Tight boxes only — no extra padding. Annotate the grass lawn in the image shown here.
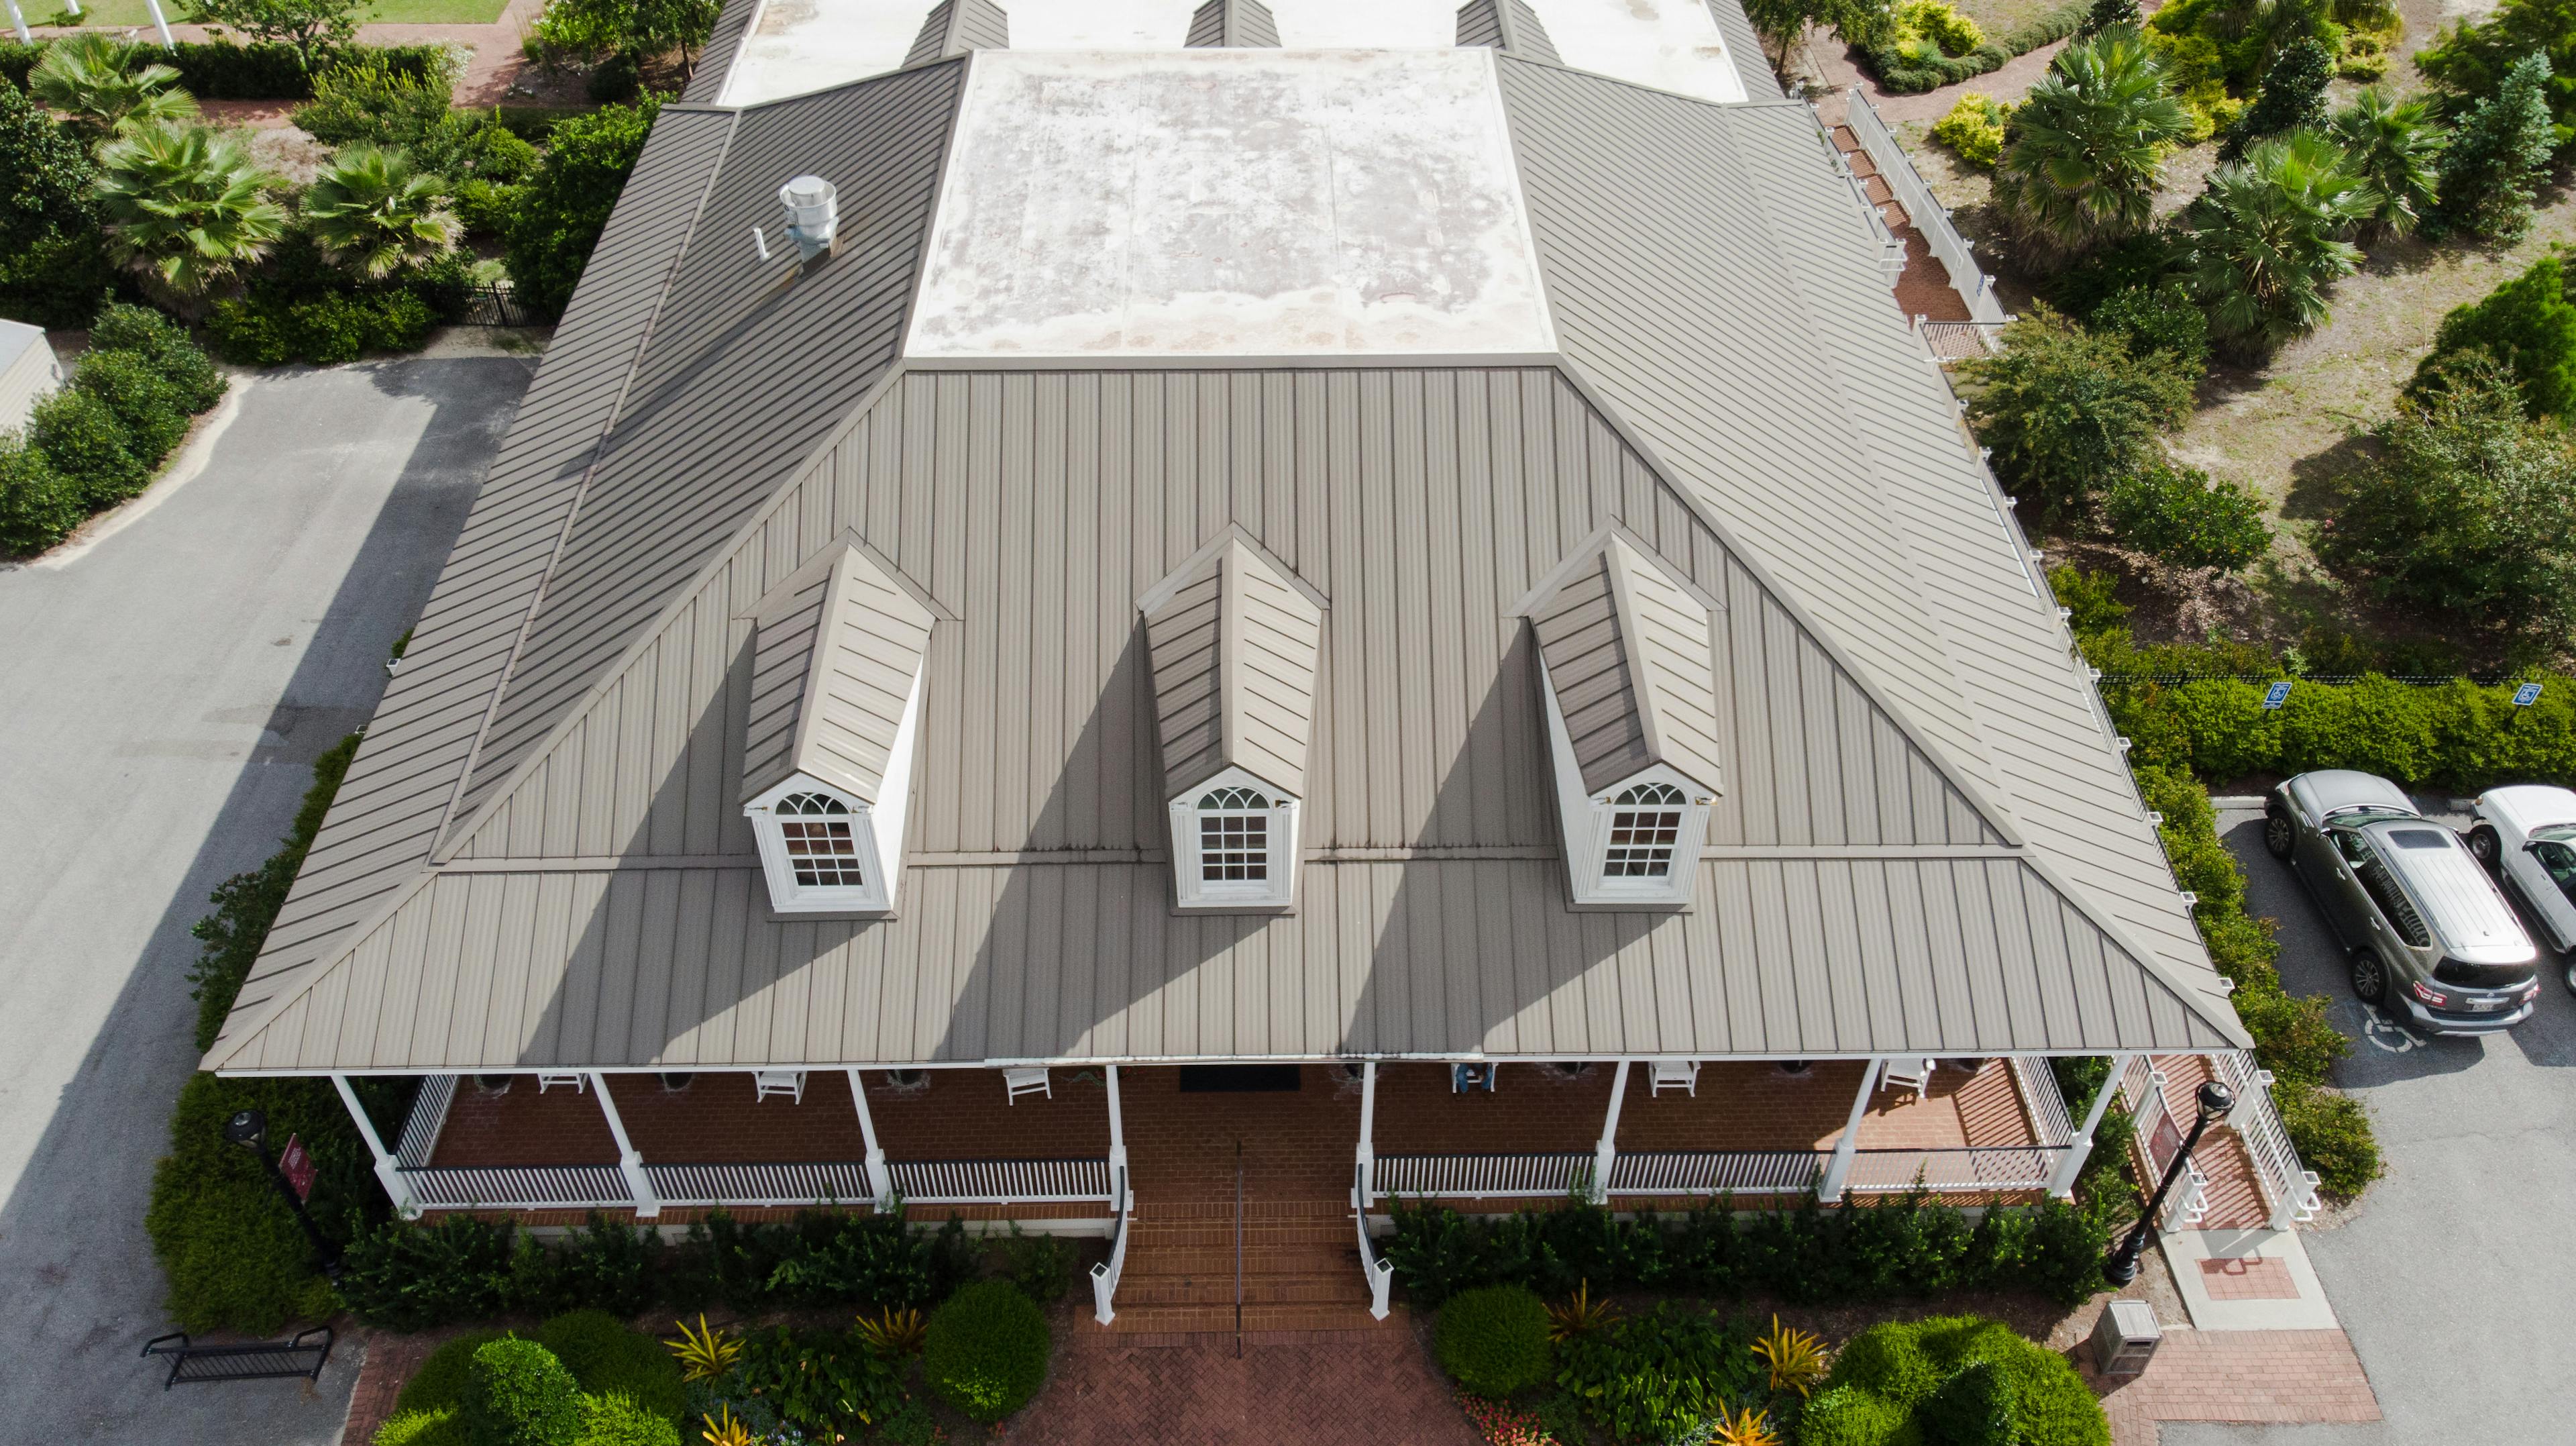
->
[31,0,510,25]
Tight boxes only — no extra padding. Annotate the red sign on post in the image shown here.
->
[278,1133,316,1203]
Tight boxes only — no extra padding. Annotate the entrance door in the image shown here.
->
[1177,1064,1303,1092]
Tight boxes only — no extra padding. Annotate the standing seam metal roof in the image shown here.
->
[1143,538,1326,802]
[741,542,938,805]
[1529,537,1724,796]
[1187,0,1283,47]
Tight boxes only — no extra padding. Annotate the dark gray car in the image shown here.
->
[2265,770,2541,1035]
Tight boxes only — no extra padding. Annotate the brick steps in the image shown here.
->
[1099,1194,1381,1333]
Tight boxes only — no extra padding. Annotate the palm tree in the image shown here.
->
[2326,88,2442,240]
[28,34,199,140]
[1992,25,2192,265]
[302,147,463,280]
[2185,130,2376,357]
[95,123,289,308]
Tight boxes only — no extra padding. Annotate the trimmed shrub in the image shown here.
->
[2089,284,2209,376]
[398,1330,513,1414]
[208,287,437,366]
[90,301,229,413]
[0,40,450,101]
[2410,257,2576,423]
[2103,462,2271,572]
[573,1395,680,1446]
[1432,1284,1552,1396]
[1797,1384,1915,1446]
[341,1214,518,1331]
[72,347,190,466]
[1931,93,2012,168]
[1868,0,2088,91]
[375,1409,468,1446]
[1827,1318,2106,1446]
[294,51,455,148]
[0,435,83,556]
[1922,1359,2013,1446]
[28,387,144,506]
[921,1280,1051,1423]
[466,1337,582,1446]
[533,1310,685,1423]
[1829,1321,1943,1407]
[189,731,361,1050]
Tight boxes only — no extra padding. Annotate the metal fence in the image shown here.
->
[455,282,540,327]
[885,1157,1114,1204]
[1845,91,2007,325]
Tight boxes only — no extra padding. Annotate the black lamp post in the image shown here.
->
[225,1108,343,1281]
[2103,1079,2235,1287]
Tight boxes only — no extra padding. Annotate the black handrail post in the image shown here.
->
[2103,1080,2235,1287]
[1234,1139,1245,1359]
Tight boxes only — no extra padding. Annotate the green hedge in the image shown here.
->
[1432,1285,1552,1396]
[467,1337,582,1446]
[0,41,449,101]
[922,1280,1051,1424]
[0,302,228,556]
[1866,0,2092,93]
[1383,1189,2113,1312]
[2108,672,2576,793]
[1811,1316,2107,1446]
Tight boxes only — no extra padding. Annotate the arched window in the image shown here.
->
[775,791,865,888]
[1604,781,1687,878]
[1197,786,1273,883]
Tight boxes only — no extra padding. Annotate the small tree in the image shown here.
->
[533,0,726,72]
[28,34,199,140]
[95,123,289,309]
[193,0,365,71]
[2220,38,2330,158]
[303,147,462,280]
[503,97,659,318]
[2434,52,2558,243]
[0,78,115,329]
[2417,0,2576,146]
[2104,462,2273,571]
[2408,257,2576,421]
[2078,0,2141,39]
[2184,130,2373,359]
[1958,306,2194,527]
[2326,87,2443,240]
[1992,26,2192,266]
[2322,353,2576,639]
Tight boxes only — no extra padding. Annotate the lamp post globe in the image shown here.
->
[2103,1078,2236,1287]
[223,1108,268,1150]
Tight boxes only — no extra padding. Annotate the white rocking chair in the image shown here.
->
[1649,1060,1700,1097]
[753,1069,807,1104]
[1879,1057,1935,1098]
[536,1073,586,1094]
[1004,1067,1051,1104]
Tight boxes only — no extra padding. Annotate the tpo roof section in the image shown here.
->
[741,543,938,805]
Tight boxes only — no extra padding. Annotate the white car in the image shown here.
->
[2469,784,2576,990]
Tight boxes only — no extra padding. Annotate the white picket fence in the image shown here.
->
[1844,91,2008,325]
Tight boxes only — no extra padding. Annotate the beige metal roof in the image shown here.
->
[1142,537,1327,802]
[1529,535,1723,796]
[205,13,2249,1074]
[741,543,937,805]
[1187,0,1282,46]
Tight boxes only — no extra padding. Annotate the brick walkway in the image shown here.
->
[2089,1327,2380,1445]
[1825,118,1976,325]
[1014,1317,1478,1446]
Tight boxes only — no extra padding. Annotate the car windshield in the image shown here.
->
[2324,804,2413,823]
[2532,825,2576,844]
[2387,828,2456,851]
[2432,958,2537,990]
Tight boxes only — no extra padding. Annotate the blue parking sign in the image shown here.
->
[2515,682,2543,707]
[2263,680,2292,711]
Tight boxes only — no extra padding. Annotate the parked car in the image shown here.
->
[2468,784,2576,992]
[2264,770,2540,1034]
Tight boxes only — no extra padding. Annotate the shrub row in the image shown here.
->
[1807,1315,2108,1446]
[2108,673,2576,794]
[378,1314,686,1446]
[1382,1188,2113,1312]
[1,303,227,556]
[1866,0,2091,93]
[337,1207,982,1332]
[0,40,449,100]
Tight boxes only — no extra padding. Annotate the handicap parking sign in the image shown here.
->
[2515,682,2544,707]
[2263,680,2292,711]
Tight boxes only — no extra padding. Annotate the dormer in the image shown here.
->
[740,544,936,915]
[1529,536,1723,907]
[904,0,1010,67]
[1141,538,1325,911]
[1455,0,1561,62]
[1185,0,1282,47]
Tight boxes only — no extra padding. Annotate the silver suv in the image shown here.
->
[2264,770,2540,1035]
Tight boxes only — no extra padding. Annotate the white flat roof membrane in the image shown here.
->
[904,48,1558,358]
[718,0,1746,105]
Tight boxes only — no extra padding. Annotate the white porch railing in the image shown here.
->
[1605,1150,1824,1196]
[1845,91,2006,325]
[1373,1152,1592,1198]
[2211,1051,2324,1229]
[1089,1164,1132,1323]
[393,1074,457,1168]
[1353,1163,1395,1319]
[647,1161,876,1208]
[2010,1055,2075,1148]
[1917,317,2012,361]
[885,1157,1113,1205]
[2121,1060,2211,1231]
[397,1164,633,1210]
[1373,1146,2064,1202]
[1839,1146,2063,1193]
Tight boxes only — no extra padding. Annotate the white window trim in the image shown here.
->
[1538,659,1711,907]
[1170,766,1299,909]
[747,780,890,913]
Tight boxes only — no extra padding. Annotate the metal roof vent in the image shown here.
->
[780,176,838,262]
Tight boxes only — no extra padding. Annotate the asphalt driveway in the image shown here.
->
[2167,797,2576,1445]
[0,358,530,1445]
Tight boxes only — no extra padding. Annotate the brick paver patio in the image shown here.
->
[1013,1319,1478,1446]
[2089,1327,2380,1446]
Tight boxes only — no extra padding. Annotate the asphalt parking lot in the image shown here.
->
[2165,796,2576,1445]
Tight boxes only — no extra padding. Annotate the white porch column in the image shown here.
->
[1105,1064,1127,1178]
[1589,1060,1631,1204]
[1354,1062,1378,1208]
[4,1,29,46]
[845,1068,894,1208]
[2045,1052,2139,1198]
[590,1072,661,1219]
[331,1074,423,1220]
[1817,1057,1885,1202]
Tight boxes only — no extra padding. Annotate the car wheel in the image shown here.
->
[2351,949,2389,1005]
[2263,806,2297,860]
[2564,959,2576,996]
[2469,825,2502,870]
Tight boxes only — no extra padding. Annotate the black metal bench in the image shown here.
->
[140,1327,334,1390]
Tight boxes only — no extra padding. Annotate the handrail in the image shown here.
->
[1233,1142,1245,1356]
[2212,1051,2323,1229]
[1353,1163,1395,1319]
[1846,91,2006,323]
[1087,1164,1131,1325]
[2010,1055,2075,1147]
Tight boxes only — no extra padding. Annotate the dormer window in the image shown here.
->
[1527,536,1724,909]
[1140,536,1325,913]
[739,542,935,917]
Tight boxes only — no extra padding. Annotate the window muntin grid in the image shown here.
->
[1604,781,1686,878]
[1198,787,1271,883]
[776,791,865,888]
